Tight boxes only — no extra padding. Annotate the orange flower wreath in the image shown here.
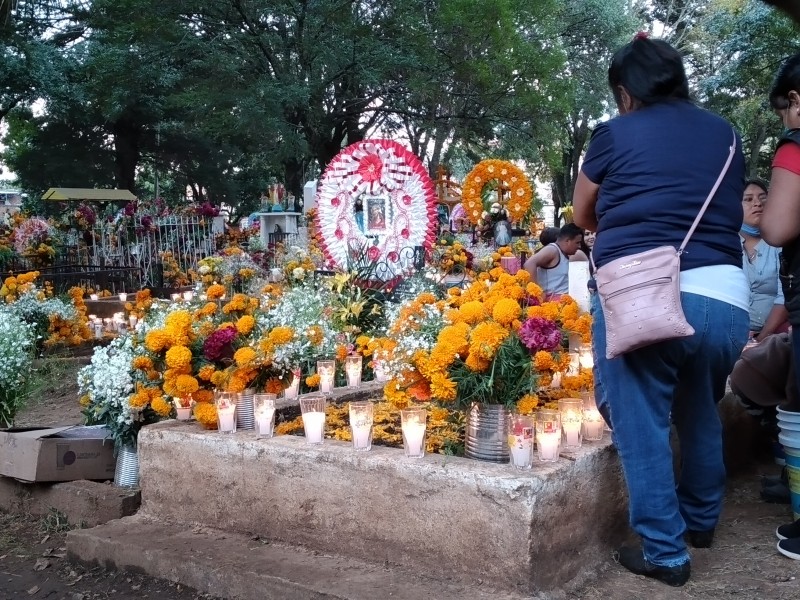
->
[461,159,533,225]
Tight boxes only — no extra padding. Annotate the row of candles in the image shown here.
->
[208,392,428,458]
[200,390,604,467]
[88,291,196,303]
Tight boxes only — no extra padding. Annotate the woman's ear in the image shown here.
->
[617,86,633,114]
[790,90,800,114]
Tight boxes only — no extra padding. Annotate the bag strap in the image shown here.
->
[678,128,737,254]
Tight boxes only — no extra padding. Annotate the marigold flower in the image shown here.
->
[268,326,294,345]
[207,284,226,300]
[194,389,214,403]
[516,394,540,415]
[151,395,172,417]
[492,298,522,326]
[198,365,216,381]
[144,330,170,353]
[165,345,193,369]
[133,356,153,370]
[305,373,321,388]
[236,315,255,335]
[193,401,218,430]
[459,300,487,325]
[234,346,257,366]
[175,374,199,395]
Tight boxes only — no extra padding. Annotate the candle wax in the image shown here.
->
[302,411,326,443]
[403,422,426,456]
[563,421,581,446]
[351,423,371,449]
[256,408,275,437]
[583,420,604,440]
[509,433,533,467]
[537,431,560,461]
[217,406,236,433]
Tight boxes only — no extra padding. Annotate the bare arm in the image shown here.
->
[572,171,600,232]
[762,167,800,247]
[756,304,790,342]
[524,246,558,283]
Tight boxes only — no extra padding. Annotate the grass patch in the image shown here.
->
[39,508,72,534]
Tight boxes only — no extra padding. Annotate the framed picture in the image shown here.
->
[494,219,512,247]
[365,196,389,232]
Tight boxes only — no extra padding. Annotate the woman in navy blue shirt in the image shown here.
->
[573,35,749,587]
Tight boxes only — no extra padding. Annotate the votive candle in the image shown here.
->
[317,360,335,394]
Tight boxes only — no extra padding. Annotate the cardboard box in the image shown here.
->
[0,425,116,482]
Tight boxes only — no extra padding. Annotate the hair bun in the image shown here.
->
[633,31,649,41]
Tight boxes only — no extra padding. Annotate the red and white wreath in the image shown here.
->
[315,139,437,271]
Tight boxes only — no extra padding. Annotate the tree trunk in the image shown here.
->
[283,156,303,208]
[112,117,141,193]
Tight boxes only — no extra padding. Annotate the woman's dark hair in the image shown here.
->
[608,37,689,108]
[744,179,768,195]
[538,227,559,247]
[769,54,800,110]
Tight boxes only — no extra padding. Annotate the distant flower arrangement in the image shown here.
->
[461,159,533,226]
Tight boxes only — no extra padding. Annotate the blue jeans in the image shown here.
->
[592,292,748,566]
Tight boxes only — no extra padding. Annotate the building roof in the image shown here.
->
[42,188,137,202]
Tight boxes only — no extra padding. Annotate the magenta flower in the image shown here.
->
[518,317,562,353]
[203,327,237,361]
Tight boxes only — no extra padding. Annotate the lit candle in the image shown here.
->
[558,399,583,448]
[118,293,128,302]
[563,420,582,447]
[403,421,425,456]
[93,324,103,339]
[89,293,99,301]
[283,368,300,399]
[509,432,533,469]
[583,409,604,441]
[217,405,236,433]
[317,360,335,394]
[256,407,275,438]
[183,291,193,301]
[88,314,96,322]
[171,293,180,302]
[129,315,138,328]
[579,347,594,370]
[373,360,388,382]
[349,401,373,451]
[345,356,362,388]
[351,422,371,449]
[550,372,562,389]
[536,430,560,461]
[302,411,326,443]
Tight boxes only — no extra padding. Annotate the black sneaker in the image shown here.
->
[777,537,800,560]
[688,528,715,548]
[776,519,800,541]
[613,546,691,587]
[760,481,792,504]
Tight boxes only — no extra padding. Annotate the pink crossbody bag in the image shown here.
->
[592,130,737,359]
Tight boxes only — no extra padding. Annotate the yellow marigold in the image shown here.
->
[236,315,255,335]
[469,321,509,360]
[234,346,258,366]
[210,370,226,387]
[492,298,522,326]
[430,407,450,422]
[128,391,150,409]
[175,374,200,395]
[464,352,490,373]
[268,326,294,345]
[201,302,218,316]
[198,365,216,381]
[151,395,172,417]
[144,330,170,353]
[193,401,218,430]
[335,345,349,362]
[165,345,193,369]
[226,375,248,392]
[533,351,556,372]
[132,356,153,371]
[430,373,457,402]
[516,394,540,415]
[207,284,226,300]
[459,300,487,325]
[417,292,437,305]
[306,325,324,346]
[79,394,91,407]
[194,389,214,403]
[305,373,321,388]
[383,379,410,408]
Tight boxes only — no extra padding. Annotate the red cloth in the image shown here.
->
[772,143,800,175]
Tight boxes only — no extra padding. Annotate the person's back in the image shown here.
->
[589,101,744,272]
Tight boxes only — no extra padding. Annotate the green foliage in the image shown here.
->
[450,335,534,410]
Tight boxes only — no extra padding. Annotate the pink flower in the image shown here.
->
[357,154,383,183]
[203,327,237,362]
[367,246,380,261]
[387,251,399,262]
[518,318,562,353]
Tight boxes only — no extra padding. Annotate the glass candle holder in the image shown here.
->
[508,414,535,469]
[283,367,301,400]
[254,394,277,439]
[349,401,374,451]
[345,355,362,388]
[215,391,238,434]
[171,293,181,302]
[400,408,427,458]
[128,315,138,329]
[317,360,335,394]
[183,291,193,301]
[373,358,388,382]
[567,352,580,376]
[579,344,594,370]
[582,408,605,441]
[173,397,192,421]
[300,395,327,444]
[535,410,561,462]
[558,398,583,448]
[118,292,127,302]
[89,293,99,301]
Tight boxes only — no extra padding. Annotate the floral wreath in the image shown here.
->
[461,159,533,225]
[315,139,437,271]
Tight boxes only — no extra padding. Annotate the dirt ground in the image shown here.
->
[4,358,800,599]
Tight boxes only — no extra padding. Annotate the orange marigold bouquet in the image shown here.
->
[380,267,590,413]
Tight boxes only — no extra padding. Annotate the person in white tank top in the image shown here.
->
[524,223,585,299]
